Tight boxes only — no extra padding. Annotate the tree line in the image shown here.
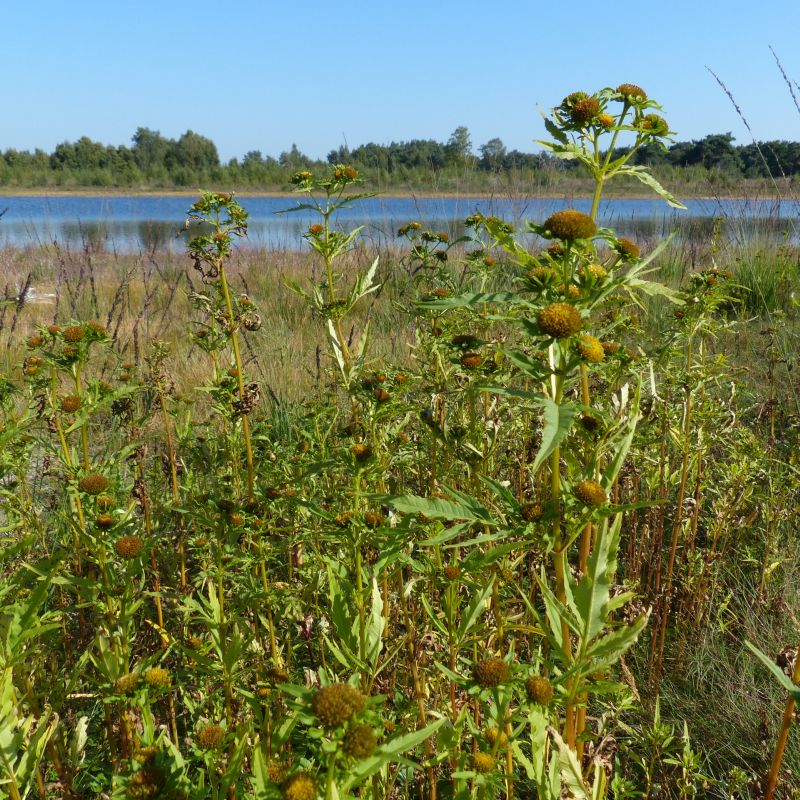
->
[0,126,797,190]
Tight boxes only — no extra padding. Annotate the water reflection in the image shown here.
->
[0,195,796,252]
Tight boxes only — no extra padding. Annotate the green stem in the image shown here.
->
[218,262,255,501]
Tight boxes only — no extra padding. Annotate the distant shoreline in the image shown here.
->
[0,187,793,202]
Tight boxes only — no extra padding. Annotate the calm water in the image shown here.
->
[0,194,798,252]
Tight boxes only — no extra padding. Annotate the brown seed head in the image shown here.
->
[616,83,647,101]
[95,514,115,530]
[543,209,596,241]
[115,673,141,694]
[561,91,589,108]
[473,657,510,688]
[537,303,583,338]
[78,473,109,495]
[60,395,81,413]
[614,237,640,261]
[460,352,483,370]
[570,97,601,125]
[115,535,145,559]
[343,723,377,759]
[47,324,61,336]
[525,675,554,705]
[373,387,390,402]
[351,443,372,462]
[574,480,607,507]
[196,724,225,750]
[311,683,365,727]
[308,223,324,236]
[363,510,384,529]
[63,325,86,343]
[443,565,461,581]
[27,334,43,348]
[86,321,106,336]
[520,502,544,522]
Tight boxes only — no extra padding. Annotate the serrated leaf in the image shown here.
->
[616,165,687,209]
[573,516,620,645]
[390,495,493,524]
[542,118,569,145]
[551,728,587,799]
[415,291,523,310]
[585,612,649,667]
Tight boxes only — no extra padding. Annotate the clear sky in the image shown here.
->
[3,0,799,161]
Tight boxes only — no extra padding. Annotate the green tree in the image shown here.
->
[131,127,171,173]
[479,137,507,172]
[445,125,473,166]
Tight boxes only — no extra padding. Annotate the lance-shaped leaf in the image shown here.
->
[551,727,588,799]
[573,516,621,646]
[745,640,800,702]
[531,398,580,474]
[390,494,494,525]
[615,165,687,209]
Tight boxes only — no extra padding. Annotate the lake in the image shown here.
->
[0,194,798,252]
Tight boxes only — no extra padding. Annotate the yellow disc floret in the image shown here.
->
[543,210,597,241]
[537,303,583,338]
[473,657,510,688]
[574,480,607,507]
[525,676,554,705]
[577,335,605,363]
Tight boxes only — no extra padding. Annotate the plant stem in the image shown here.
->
[765,647,800,799]
[218,262,255,501]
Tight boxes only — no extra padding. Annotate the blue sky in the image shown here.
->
[3,0,799,161]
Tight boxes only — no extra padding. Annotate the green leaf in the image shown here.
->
[745,641,800,701]
[456,581,494,642]
[250,741,271,799]
[379,718,445,757]
[551,728,588,799]
[601,390,641,488]
[415,291,523,310]
[573,516,620,645]
[502,349,550,380]
[584,613,649,669]
[615,165,687,209]
[531,399,579,474]
[541,118,569,145]
[390,495,493,524]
